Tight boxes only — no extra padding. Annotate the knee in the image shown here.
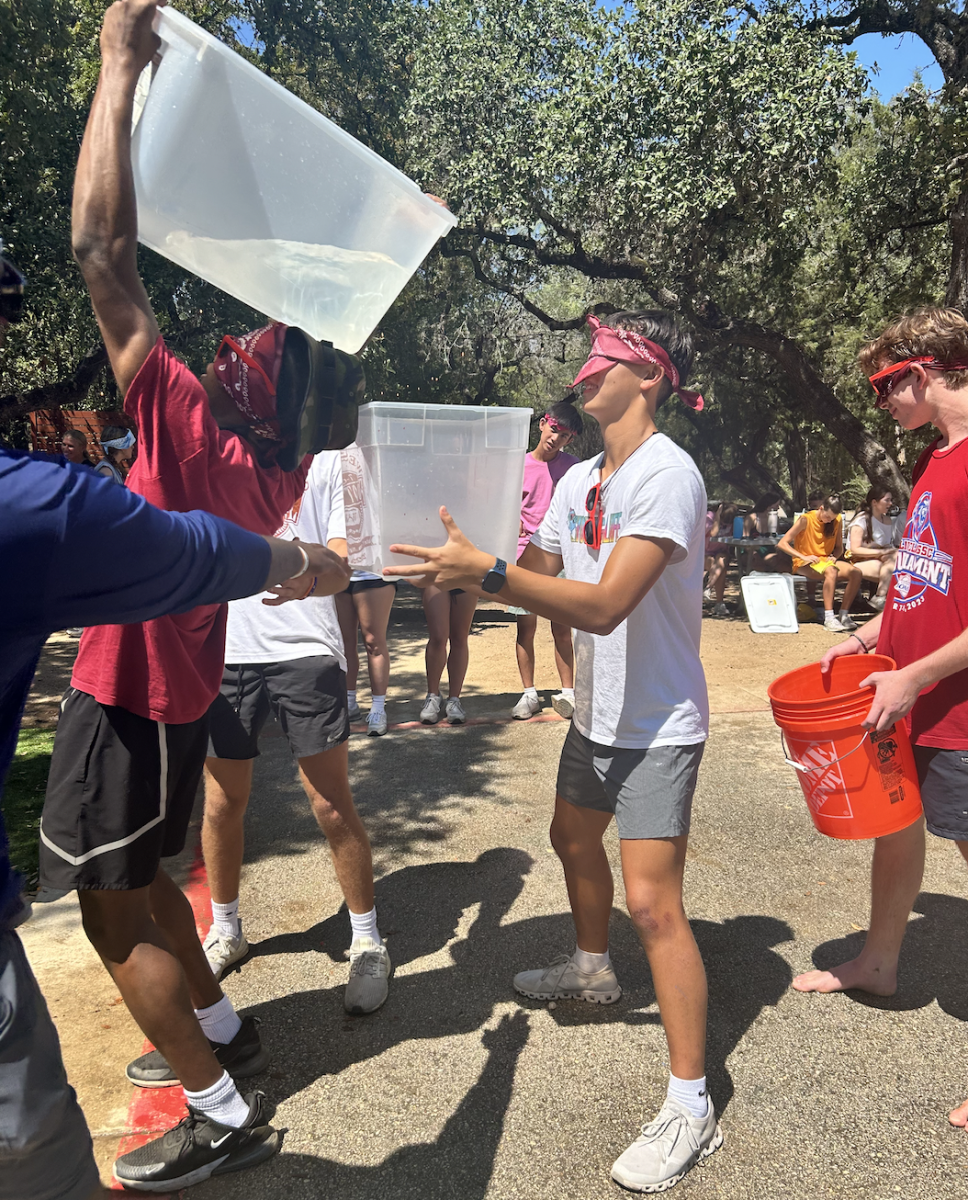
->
[79,895,141,962]
[361,631,384,657]
[850,566,862,581]
[309,791,357,837]
[549,817,582,862]
[625,890,683,943]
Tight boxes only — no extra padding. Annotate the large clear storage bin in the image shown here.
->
[131,8,457,352]
[342,404,533,577]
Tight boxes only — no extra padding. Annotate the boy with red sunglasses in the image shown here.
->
[794,307,968,1129]
[390,310,717,1192]
[509,397,582,720]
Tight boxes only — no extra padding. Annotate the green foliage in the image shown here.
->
[4,727,54,889]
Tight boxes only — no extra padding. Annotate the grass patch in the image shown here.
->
[5,726,54,890]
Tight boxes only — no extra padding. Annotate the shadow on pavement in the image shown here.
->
[807,890,968,1018]
[244,854,792,1117]
[197,1012,530,1200]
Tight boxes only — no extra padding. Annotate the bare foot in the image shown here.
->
[948,1098,968,1128]
[791,957,897,996]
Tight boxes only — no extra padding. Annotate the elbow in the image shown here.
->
[581,613,622,637]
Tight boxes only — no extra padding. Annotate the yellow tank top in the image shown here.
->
[793,510,840,570]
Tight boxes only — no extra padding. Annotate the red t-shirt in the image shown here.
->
[878,436,968,748]
[71,339,310,723]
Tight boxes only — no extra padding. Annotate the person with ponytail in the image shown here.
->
[96,424,136,484]
[775,493,863,631]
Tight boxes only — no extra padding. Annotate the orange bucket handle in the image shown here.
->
[780,728,870,773]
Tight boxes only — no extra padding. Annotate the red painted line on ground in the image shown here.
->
[110,845,212,1195]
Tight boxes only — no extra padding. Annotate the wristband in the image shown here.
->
[308,576,317,597]
[849,633,868,654]
[295,544,310,577]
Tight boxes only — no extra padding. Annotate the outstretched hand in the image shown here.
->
[100,0,167,75]
[387,507,493,591]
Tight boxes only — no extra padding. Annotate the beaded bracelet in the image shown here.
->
[849,633,869,654]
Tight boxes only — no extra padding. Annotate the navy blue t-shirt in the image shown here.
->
[0,450,272,929]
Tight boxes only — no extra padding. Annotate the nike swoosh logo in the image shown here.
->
[210,1132,235,1148]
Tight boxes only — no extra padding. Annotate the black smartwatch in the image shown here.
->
[481,557,508,594]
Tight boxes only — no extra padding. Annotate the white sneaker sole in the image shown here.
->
[513,981,623,1004]
[206,938,250,981]
[551,697,574,719]
[610,1124,723,1192]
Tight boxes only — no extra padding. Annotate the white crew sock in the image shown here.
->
[838,605,850,616]
[370,694,386,716]
[211,898,240,940]
[667,1072,710,1120]
[347,690,358,709]
[185,1069,251,1128]
[824,609,835,620]
[523,686,538,700]
[349,905,381,946]
[572,945,610,974]
[194,994,242,1046]
[558,687,575,699]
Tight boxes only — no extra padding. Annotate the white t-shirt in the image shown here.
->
[530,433,709,749]
[848,512,894,549]
[224,452,347,667]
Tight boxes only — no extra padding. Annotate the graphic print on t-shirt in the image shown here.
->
[566,507,624,544]
[893,491,953,608]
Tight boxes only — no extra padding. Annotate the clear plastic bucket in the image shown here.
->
[341,404,533,577]
[131,8,457,351]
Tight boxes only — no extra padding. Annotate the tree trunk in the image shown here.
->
[0,343,109,423]
[946,181,968,311]
[784,424,808,509]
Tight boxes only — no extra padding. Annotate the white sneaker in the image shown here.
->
[870,595,886,612]
[445,697,466,724]
[202,926,249,981]
[611,1097,723,1192]
[345,937,391,1014]
[367,711,388,736]
[712,602,729,616]
[513,953,622,1004]
[420,693,442,724]
[551,692,575,719]
[838,611,858,631]
[511,693,541,719]
[823,616,845,632]
[703,587,714,602]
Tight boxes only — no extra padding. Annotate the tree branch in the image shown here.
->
[0,343,109,421]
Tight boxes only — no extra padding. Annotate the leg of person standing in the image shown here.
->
[335,591,363,722]
[444,589,477,725]
[511,612,542,719]
[354,582,395,737]
[420,583,450,725]
[550,619,576,718]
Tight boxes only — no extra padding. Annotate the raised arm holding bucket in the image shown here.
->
[781,306,968,1134]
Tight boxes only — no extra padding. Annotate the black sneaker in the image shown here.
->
[125,1015,270,1088]
[113,1091,280,1191]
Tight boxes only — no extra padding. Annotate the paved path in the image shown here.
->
[19,610,968,1198]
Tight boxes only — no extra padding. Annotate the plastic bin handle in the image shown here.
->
[779,728,870,772]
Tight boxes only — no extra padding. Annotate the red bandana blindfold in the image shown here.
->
[214,322,288,450]
[569,316,704,412]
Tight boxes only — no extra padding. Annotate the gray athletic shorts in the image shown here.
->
[556,721,704,839]
[914,745,968,841]
[0,930,100,1200]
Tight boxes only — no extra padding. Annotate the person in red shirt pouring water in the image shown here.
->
[793,306,968,1131]
[37,0,362,1190]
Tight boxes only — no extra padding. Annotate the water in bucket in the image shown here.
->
[768,656,923,840]
[131,8,457,352]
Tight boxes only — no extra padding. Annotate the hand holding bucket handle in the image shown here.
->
[857,664,924,733]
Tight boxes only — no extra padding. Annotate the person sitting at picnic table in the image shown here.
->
[847,485,898,613]
[741,491,788,574]
[704,502,736,615]
[775,493,862,632]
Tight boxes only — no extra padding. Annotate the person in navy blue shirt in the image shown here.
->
[0,239,351,1200]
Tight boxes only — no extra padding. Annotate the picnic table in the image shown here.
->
[717,535,782,578]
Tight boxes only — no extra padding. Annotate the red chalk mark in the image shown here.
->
[110,841,212,1195]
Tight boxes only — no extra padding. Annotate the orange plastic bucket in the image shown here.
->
[768,655,922,840]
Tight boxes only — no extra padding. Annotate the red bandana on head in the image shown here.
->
[570,315,704,411]
[214,322,288,447]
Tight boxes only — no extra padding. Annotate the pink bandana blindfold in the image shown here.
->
[214,322,288,446]
[570,316,704,412]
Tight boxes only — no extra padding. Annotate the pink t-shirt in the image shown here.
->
[71,339,310,724]
[518,450,579,560]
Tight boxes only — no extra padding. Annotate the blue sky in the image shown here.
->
[849,32,944,96]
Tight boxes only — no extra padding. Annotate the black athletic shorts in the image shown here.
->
[346,578,397,595]
[40,687,209,892]
[207,656,349,761]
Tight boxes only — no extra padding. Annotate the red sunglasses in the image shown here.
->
[215,335,277,397]
[583,482,603,549]
[868,356,968,409]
